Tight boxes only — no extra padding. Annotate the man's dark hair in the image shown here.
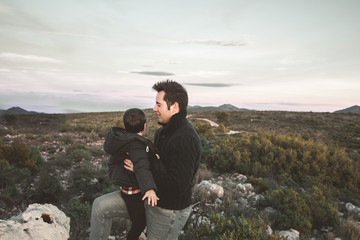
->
[123,108,146,133]
[152,80,188,111]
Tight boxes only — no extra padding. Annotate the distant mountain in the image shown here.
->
[334,105,360,114]
[0,107,39,115]
[188,104,250,112]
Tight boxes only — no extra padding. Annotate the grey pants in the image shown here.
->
[89,190,129,240]
[145,204,192,240]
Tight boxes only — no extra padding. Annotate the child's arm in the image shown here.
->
[142,189,159,206]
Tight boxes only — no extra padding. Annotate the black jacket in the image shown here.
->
[152,110,202,210]
[104,127,157,195]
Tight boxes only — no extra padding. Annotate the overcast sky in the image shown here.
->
[0,0,359,113]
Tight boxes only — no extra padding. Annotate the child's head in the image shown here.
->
[123,108,146,133]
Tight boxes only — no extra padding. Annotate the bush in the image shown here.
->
[180,213,279,240]
[194,122,215,140]
[201,131,360,197]
[339,218,360,240]
[306,186,339,229]
[34,174,64,203]
[67,143,92,162]
[215,112,230,126]
[0,138,43,174]
[67,162,110,202]
[267,188,312,233]
[64,197,91,240]
[0,159,32,207]
[3,138,30,167]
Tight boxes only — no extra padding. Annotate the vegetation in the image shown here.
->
[0,109,359,239]
[180,214,281,240]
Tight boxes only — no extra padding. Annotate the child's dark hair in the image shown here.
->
[123,108,146,133]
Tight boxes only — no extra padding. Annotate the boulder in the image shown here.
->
[194,180,224,198]
[279,228,299,240]
[236,183,254,194]
[0,203,70,240]
[346,202,360,214]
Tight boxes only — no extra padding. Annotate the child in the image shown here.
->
[104,108,159,240]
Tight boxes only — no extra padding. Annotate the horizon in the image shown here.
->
[1,0,359,113]
[1,103,358,115]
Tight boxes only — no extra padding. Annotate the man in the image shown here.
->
[127,80,202,239]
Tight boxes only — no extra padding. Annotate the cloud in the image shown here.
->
[184,83,242,87]
[182,39,246,47]
[0,52,63,63]
[188,71,229,77]
[0,3,12,13]
[130,71,175,76]
[48,31,101,39]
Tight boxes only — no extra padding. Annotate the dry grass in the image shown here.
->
[339,218,360,240]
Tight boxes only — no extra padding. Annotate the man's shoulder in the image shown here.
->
[172,122,200,142]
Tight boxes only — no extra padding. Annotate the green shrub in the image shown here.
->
[68,163,110,202]
[60,134,74,144]
[180,213,278,240]
[64,197,91,240]
[68,148,92,162]
[194,122,215,140]
[30,147,45,168]
[0,159,33,207]
[305,186,339,229]
[0,138,43,174]
[215,112,230,126]
[66,143,92,162]
[268,188,312,233]
[248,176,268,193]
[34,174,64,203]
[3,138,30,167]
[4,114,17,126]
[201,131,360,196]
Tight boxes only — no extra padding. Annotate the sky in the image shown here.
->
[0,0,359,113]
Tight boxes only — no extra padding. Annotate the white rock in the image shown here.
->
[0,203,70,240]
[195,180,224,198]
[236,183,254,194]
[346,202,356,212]
[232,173,247,182]
[279,228,300,240]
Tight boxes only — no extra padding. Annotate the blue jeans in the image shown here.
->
[89,190,129,240]
[145,204,192,240]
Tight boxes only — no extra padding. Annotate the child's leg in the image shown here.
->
[89,190,129,240]
[121,192,146,240]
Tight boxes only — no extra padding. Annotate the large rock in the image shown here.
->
[194,180,224,198]
[0,203,70,240]
[279,228,300,240]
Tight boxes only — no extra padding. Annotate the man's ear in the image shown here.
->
[170,102,180,114]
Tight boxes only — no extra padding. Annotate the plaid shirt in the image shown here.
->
[121,186,140,195]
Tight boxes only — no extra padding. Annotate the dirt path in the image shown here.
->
[194,117,240,135]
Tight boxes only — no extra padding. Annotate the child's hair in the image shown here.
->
[123,108,146,133]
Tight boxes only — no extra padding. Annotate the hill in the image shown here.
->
[334,105,360,114]
[0,107,39,115]
[188,104,250,112]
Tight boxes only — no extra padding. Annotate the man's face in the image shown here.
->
[153,91,175,124]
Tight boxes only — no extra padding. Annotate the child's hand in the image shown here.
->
[142,189,159,206]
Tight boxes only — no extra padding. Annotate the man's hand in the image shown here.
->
[124,159,134,172]
[142,189,159,207]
